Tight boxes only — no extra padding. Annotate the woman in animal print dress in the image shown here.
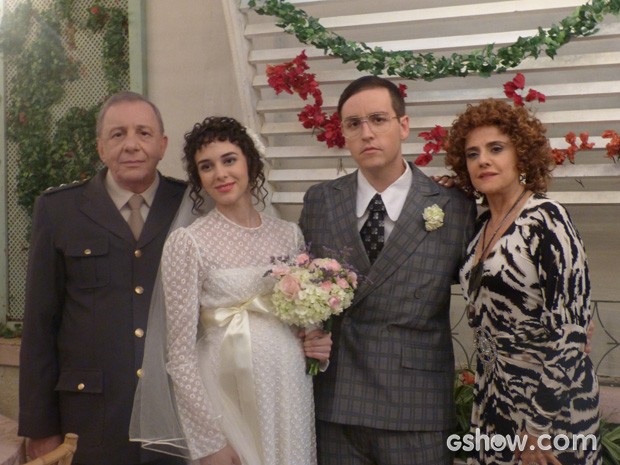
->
[445,99,600,465]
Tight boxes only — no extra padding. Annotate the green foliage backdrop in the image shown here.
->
[0,0,129,216]
[0,0,129,322]
[248,0,620,80]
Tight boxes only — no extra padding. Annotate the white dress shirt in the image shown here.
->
[104,172,160,223]
[356,161,412,243]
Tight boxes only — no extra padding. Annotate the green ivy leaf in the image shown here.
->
[249,0,620,81]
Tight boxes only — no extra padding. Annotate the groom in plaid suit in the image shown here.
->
[300,76,476,465]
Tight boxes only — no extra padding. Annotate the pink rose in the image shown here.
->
[296,253,310,266]
[347,271,358,288]
[320,281,333,292]
[270,264,290,277]
[278,274,301,299]
[336,277,349,289]
[310,258,342,272]
[323,259,342,272]
[328,296,341,309]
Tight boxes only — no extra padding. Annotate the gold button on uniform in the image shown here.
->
[83,249,92,256]
[136,368,143,378]
[77,383,85,391]
[134,249,142,258]
[135,286,144,295]
[134,328,145,338]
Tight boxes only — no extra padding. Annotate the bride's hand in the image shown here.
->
[302,329,332,362]
[199,444,241,465]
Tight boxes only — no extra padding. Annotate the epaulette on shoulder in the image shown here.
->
[42,179,88,195]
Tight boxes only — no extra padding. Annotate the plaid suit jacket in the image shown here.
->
[299,164,476,431]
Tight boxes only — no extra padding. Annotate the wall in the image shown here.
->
[144,0,244,180]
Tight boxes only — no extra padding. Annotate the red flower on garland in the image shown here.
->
[267,51,319,100]
[602,130,620,161]
[525,88,546,103]
[578,132,595,151]
[266,51,344,148]
[398,83,408,98]
[551,132,595,165]
[265,61,615,167]
[503,73,526,106]
[415,125,447,166]
[503,73,545,106]
[266,54,410,150]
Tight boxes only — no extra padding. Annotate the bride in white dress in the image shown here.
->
[130,117,331,465]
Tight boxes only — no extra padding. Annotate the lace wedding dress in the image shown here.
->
[161,208,316,465]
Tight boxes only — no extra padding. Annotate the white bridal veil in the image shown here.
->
[129,187,213,460]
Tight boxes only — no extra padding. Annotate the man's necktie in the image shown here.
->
[360,194,386,264]
[127,194,145,240]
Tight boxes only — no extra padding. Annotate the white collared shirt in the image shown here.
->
[356,161,412,242]
[104,171,160,223]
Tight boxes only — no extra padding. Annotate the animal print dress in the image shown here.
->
[460,195,600,465]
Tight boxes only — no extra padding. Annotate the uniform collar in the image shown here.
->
[104,171,160,210]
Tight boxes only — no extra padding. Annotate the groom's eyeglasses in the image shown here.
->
[341,112,401,139]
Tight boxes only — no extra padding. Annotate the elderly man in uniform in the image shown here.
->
[18,92,186,465]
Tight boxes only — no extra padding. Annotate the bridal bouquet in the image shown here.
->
[266,252,359,375]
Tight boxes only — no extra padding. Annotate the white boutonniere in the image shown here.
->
[423,204,444,231]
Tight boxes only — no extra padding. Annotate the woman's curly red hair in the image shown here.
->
[445,99,553,200]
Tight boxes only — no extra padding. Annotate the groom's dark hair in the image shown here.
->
[337,76,406,117]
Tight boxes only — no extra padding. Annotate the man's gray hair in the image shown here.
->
[96,91,165,136]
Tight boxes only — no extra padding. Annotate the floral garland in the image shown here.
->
[248,0,620,81]
[413,73,620,165]
[603,130,620,163]
[267,51,344,148]
[266,56,620,164]
[503,73,619,164]
[267,51,409,149]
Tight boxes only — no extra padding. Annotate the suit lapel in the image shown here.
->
[79,170,135,244]
[324,173,369,275]
[353,164,450,304]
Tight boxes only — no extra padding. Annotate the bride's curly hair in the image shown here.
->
[183,116,267,211]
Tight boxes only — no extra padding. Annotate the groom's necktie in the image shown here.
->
[360,194,386,264]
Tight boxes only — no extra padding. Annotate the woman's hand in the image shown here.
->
[300,328,332,362]
[430,174,456,188]
[199,444,241,465]
[514,432,562,465]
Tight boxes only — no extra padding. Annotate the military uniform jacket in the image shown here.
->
[299,165,476,432]
[18,169,186,464]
